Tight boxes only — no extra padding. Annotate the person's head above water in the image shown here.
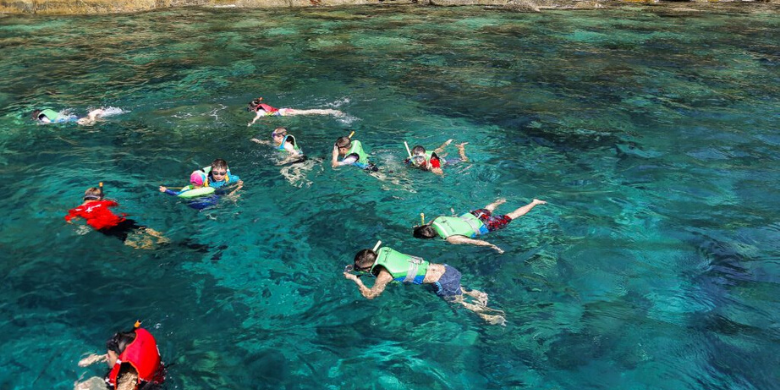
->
[353,249,377,271]
[209,158,229,181]
[83,187,104,201]
[413,224,437,239]
[335,136,352,151]
[410,145,427,165]
[190,171,206,186]
[31,110,44,121]
[272,127,287,139]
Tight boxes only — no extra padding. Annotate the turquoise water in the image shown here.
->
[1,5,779,389]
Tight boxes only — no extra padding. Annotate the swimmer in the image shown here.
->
[331,136,377,171]
[32,108,106,126]
[246,97,344,127]
[65,186,168,249]
[251,127,306,165]
[76,322,165,390]
[413,198,547,254]
[159,171,218,210]
[343,244,506,325]
[202,159,244,197]
[406,139,469,176]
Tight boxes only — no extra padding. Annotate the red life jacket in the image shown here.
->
[106,328,164,389]
[65,200,126,230]
[257,103,279,114]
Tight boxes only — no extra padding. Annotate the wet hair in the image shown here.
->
[354,249,377,271]
[413,225,437,239]
[106,330,136,354]
[211,158,228,171]
[335,136,352,149]
[31,110,43,121]
[411,145,426,155]
[247,97,263,111]
[83,187,104,201]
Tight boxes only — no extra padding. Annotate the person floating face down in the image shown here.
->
[32,108,106,125]
[343,245,506,325]
[77,322,166,390]
[65,186,168,249]
[407,139,469,176]
[412,198,547,254]
[250,127,306,165]
[331,136,377,171]
[246,97,344,127]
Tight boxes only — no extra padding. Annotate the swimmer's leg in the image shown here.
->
[452,293,506,326]
[484,198,507,213]
[506,199,546,220]
[285,109,344,116]
[456,142,469,162]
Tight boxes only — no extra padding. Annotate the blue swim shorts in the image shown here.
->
[432,264,463,298]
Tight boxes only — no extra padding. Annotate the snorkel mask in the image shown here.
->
[343,240,382,277]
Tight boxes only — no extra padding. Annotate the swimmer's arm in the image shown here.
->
[344,270,393,300]
[331,145,342,168]
[226,180,244,197]
[247,111,264,127]
[431,167,444,176]
[250,138,271,145]
[446,235,504,254]
[78,353,107,367]
[433,139,453,155]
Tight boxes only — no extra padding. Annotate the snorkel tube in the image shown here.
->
[99,182,104,199]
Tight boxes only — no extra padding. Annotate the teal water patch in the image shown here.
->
[1,5,779,390]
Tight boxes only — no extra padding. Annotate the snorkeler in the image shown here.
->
[159,171,219,210]
[202,159,244,196]
[65,184,168,249]
[32,108,107,125]
[246,97,344,127]
[77,321,166,390]
[331,135,377,171]
[405,139,469,176]
[251,126,306,165]
[343,242,506,325]
[412,198,547,254]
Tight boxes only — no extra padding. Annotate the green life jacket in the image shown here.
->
[343,140,369,169]
[370,247,429,285]
[277,135,302,154]
[431,213,485,239]
[40,109,60,121]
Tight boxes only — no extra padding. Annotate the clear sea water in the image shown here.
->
[1,5,779,389]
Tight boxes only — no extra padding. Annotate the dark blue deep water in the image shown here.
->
[1,5,779,389]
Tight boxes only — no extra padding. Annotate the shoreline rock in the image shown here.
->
[0,0,777,15]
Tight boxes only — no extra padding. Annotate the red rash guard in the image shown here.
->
[65,200,126,230]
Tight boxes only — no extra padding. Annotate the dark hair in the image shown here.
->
[354,249,377,271]
[106,330,136,354]
[211,158,228,171]
[335,136,351,149]
[411,145,425,155]
[247,97,263,111]
[413,225,437,239]
[31,110,43,121]
[83,187,104,201]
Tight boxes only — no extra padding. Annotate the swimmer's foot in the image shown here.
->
[480,313,507,326]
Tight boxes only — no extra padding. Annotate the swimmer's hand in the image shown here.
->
[492,245,505,254]
[532,199,547,205]
[343,272,359,282]
[159,186,167,193]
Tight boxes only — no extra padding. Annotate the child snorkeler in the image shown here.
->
[159,171,219,210]
[246,97,344,127]
[65,185,168,249]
